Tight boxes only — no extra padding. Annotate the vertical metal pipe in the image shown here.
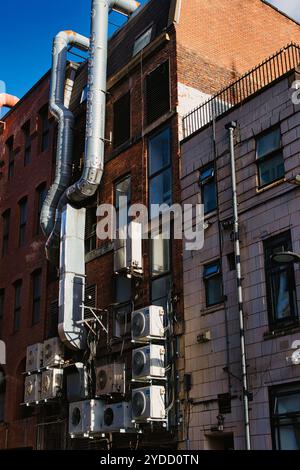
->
[225,121,251,451]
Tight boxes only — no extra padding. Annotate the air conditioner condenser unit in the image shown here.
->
[26,343,44,372]
[41,369,64,401]
[69,399,104,437]
[66,363,89,402]
[95,363,125,396]
[43,337,64,368]
[24,374,41,404]
[114,222,143,274]
[102,402,133,433]
[132,305,165,341]
[132,344,165,380]
[132,386,165,422]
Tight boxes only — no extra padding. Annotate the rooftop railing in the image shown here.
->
[182,43,300,139]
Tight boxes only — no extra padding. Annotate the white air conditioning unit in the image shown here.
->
[24,374,41,404]
[132,305,165,341]
[69,400,104,437]
[43,337,64,368]
[95,363,125,396]
[66,363,89,402]
[41,369,64,401]
[132,386,165,422]
[114,222,143,274]
[132,344,165,380]
[102,402,133,433]
[26,343,44,372]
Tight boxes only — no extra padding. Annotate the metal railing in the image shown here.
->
[182,43,300,139]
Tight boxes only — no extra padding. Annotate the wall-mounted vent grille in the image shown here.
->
[146,61,170,125]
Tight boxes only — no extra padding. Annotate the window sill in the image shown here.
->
[256,177,286,194]
[264,321,300,340]
[201,302,226,316]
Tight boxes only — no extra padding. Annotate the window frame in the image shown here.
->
[114,174,132,230]
[199,163,217,215]
[39,106,50,153]
[146,60,171,126]
[264,231,298,329]
[22,120,31,166]
[270,382,300,450]
[18,197,28,247]
[31,269,42,325]
[256,126,284,188]
[13,280,22,333]
[203,260,224,307]
[148,125,172,220]
[6,136,14,180]
[36,183,47,235]
[113,91,131,149]
[2,209,10,257]
[85,206,97,254]
[133,25,153,56]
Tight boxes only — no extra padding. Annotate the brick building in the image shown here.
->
[0,0,300,450]
[181,44,300,450]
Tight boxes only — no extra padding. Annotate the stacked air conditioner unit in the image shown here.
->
[66,363,89,402]
[102,402,133,433]
[132,386,165,422]
[132,345,165,380]
[43,337,64,368]
[114,222,143,275]
[24,374,41,404]
[26,343,44,372]
[132,306,165,341]
[69,399,104,437]
[95,363,125,396]
[41,369,64,401]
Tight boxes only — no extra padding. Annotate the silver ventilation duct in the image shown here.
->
[42,0,140,350]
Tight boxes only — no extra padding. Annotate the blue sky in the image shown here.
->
[0,0,299,101]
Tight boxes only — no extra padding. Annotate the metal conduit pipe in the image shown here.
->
[225,121,251,451]
[45,0,140,264]
[40,30,90,238]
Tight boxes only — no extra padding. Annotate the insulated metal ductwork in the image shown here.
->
[40,31,90,238]
[44,0,140,350]
[0,93,19,109]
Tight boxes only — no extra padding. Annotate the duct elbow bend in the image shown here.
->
[109,0,140,16]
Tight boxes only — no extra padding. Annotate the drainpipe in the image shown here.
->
[45,0,140,264]
[40,31,90,238]
[0,94,19,109]
[225,121,251,451]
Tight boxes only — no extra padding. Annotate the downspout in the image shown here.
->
[45,0,140,264]
[225,121,251,450]
[40,31,90,238]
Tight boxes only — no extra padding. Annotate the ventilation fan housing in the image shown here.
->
[95,363,125,396]
[43,337,64,368]
[41,368,64,401]
[102,402,133,432]
[69,399,104,436]
[132,305,165,341]
[132,386,165,422]
[26,343,44,372]
[24,374,41,404]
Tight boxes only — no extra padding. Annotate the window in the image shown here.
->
[36,183,47,235]
[22,120,31,166]
[0,289,4,320]
[151,235,170,277]
[270,383,300,450]
[80,86,88,104]
[47,300,58,339]
[264,231,298,328]
[227,253,236,271]
[148,127,172,219]
[40,106,50,152]
[13,280,22,333]
[113,92,131,148]
[0,368,5,422]
[199,165,217,214]
[85,207,97,254]
[151,274,172,313]
[256,127,284,187]
[2,209,10,257]
[203,260,223,307]
[146,61,170,125]
[6,136,14,180]
[133,27,152,56]
[32,270,42,325]
[18,197,28,247]
[115,175,131,229]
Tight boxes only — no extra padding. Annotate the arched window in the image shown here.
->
[0,367,6,422]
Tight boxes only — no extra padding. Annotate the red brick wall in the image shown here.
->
[0,74,54,448]
[177,0,300,88]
